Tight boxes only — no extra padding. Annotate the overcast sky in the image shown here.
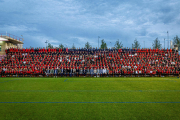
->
[0,0,180,49]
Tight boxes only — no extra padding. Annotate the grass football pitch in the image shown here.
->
[0,77,180,120]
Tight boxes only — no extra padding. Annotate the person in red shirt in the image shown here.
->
[153,70,156,76]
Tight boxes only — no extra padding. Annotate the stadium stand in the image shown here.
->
[0,48,179,77]
[0,55,6,61]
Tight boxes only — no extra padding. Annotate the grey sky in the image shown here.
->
[0,0,179,48]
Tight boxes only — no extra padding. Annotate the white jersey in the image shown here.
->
[103,69,106,74]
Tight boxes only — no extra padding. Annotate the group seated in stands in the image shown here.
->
[0,47,180,77]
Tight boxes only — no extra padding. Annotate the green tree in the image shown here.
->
[132,39,141,49]
[152,38,162,49]
[48,43,53,48]
[100,39,107,49]
[85,42,91,49]
[72,43,76,49]
[59,44,64,49]
[173,35,180,49]
[114,39,123,49]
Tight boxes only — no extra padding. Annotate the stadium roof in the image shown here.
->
[0,36,23,44]
[0,37,8,41]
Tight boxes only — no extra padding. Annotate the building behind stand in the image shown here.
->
[0,33,23,61]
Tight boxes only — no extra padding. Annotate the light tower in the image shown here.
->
[98,36,100,49]
[167,31,169,49]
[143,41,145,48]
[21,35,24,48]
[45,40,48,48]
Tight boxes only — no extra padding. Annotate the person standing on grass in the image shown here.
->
[46,65,50,77]
[64,67,67,77]
[2,66,6,77]
[99,67,103,77]
[73,67,76,77]
[1,68,3,77]
[58,67,61,77]
[42,66,46,77]
[76,67,79,77]
[61,67,64,77]
[106,67,109,77]
[178,65,180,77]
[86,68,90,77]
[90,67,94,77]
[83,67,86,77]
[67,67,70,77]
[79,68,83,76]
[50,67,54,77]
[70,67,73,77]
[54,65,58,78]
[103,67,106,77]
[96,66,100,77]
[94,68,97,77]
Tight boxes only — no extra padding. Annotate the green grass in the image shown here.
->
[0,77,180,120]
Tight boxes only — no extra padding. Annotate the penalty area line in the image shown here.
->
[64,79,68,82]
[1,102,180,104]
[0,79,19,83]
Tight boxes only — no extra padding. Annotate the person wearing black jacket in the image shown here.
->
[64,68,67,77]
[60,67,63,77]
[83,68,86,77]
[1,68,5,77]
[67,68,70,77]
[42,67,46,77]
[70,68,73,77]
[121,69,124,77]
[178,65,180,77]
[76,68,79,77]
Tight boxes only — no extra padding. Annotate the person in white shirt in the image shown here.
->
[46,65,50,77]
[94,68,97,77]
[97,66,100,77]
[103,67,106,77]
[54,65,58,78]
[135,70,138,77]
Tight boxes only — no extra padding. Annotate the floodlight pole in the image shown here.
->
[164,38,165,49]
[170,40,172,49]
[118,39,119,49]
[21,35,24,49]
[144,41,145,48]
[98,36,100,49]
[45,40,48,48]
[21,35,24,42]
[167,31,169,49]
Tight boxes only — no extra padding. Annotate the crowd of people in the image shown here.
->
[0,47,180,77]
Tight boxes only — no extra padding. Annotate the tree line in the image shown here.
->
[47,35,180,49]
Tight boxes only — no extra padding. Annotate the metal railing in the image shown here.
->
[0,33,23,42]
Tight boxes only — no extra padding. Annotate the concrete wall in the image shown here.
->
[17,44,23,49]
[0,41,5,55]
[6,42,18,49]
[0,41,20,55]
